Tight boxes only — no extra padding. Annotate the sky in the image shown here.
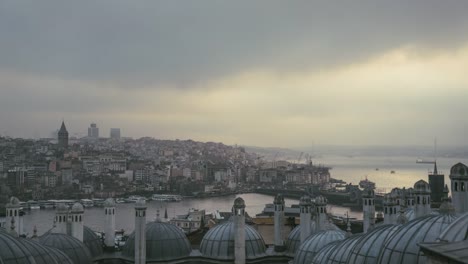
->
[1,1,468,148]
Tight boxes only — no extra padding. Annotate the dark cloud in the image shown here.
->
[1,1,468,87]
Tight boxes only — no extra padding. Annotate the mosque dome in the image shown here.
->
[348,225,400,264]
[316,234,363,264]
[7,196,20,206]
[104,198,115,207]
[285,223,316,256]
[234,197,246,208]
[83,226,103,257]
[450,162,468,176]
[0,231,36,264]
[299,195,312,206]
[39,232,93,264]
[310,241,340,264]
[20,237,73,264]
[405,208,416,221]
[314,195,327,205]
[200,221,266,260]
[45,246,74,264]
[71,202,84,213]
[362,188,375,198]
[414,180,431,193]
[123,221,191,262]
[377,214,457,264]
[438,211,468,242]
[293,229,346,264]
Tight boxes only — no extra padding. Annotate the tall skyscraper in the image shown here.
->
[110,128,121,139]
[58,121,69,148]
[88,123,99,138]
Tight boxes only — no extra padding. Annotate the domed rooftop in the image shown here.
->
[348,225,400,264]
[438,211,468,242]
[362,188,375,198]
[83,226,103,257]
[414,180,431,193]
[233,197,246,208]
[20,237,73,264]
[135,198,146,208]
[316,234,363,264]
[377,214,457,264]
[45,246,74,264]
[39,232,93,264]
[56,203,68,213]
[450,162,468,177]
[123,221,191,262]
[299,195,312,206]
[200,221,266,260]
[0,231,36,264]
[71,202,84,213]
[310,241,340,264]
[285,223,316,256]
[293,229,346,264]
[274,194,284,205]
[7,196,20,206]
[405,208,416,221]
[314,195,327,205]
[104,198,115,207]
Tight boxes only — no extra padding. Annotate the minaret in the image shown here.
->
[104,198,116,249]
[5,197,23,236]
[315,195,327,231]
[233,197,246,264]
[273,194,285,251]
[362,188,375,233]
[58,121,69,149]
[383,194,396,225]
[449,163,468,214]
[414,180,431,218]
[135,198,147,264]
[299,195,312,244]
[70,202,84,242]
[54,203,69,234]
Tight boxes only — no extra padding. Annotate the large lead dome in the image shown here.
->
[200,221,266,260]
[39,232,93,264]
[377,214,456,264]
[123,221,191,262]
[0,231,37,264]
[293,229,346,264]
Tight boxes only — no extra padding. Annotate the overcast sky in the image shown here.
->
[1,1,468,147]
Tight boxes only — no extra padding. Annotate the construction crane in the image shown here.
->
[416,159,439,175]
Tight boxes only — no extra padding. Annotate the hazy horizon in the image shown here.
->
[1,1,468,148]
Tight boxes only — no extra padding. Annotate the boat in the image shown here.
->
[125,196,146,203]
[151,194,182,202]
[92,198,105,207]
[80,199,94,208]
[39,200,55,209]
[26,200,40,210]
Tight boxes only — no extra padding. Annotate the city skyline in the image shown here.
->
[1,1,468,147]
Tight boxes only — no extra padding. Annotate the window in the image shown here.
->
[455,182,459,191]
[462,182,466,191]
[417,196,420,204]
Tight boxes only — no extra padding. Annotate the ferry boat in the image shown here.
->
[152,194,182,202]
[26,200,40,210]
[39,200,55,209]
[80,199,94,208]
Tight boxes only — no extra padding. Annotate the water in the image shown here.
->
[23,193,360,236]
[22,155,465,236]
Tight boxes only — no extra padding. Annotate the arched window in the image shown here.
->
[417,196,420,204]
[462,182,466,192]
[385,208,388,214]
[79,215,82,222]
[455,182,459,191]
[113,208,115,214]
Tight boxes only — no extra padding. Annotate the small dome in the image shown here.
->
[319,234,363,263]
[71,202,84,213]
[414,180,431,193]
[274,194,284,205]
[450,162,468,176]
[45,246,74,264]
[390,188,403,198]
[83,226,103,257]
[348,225,400,264]
[0,231,36,264]
[39,233,93,264]
[314,195,327,205]
[285,223,319,256]
[135,198,146,208]
[104,198,115,207]
[293,230,346,264]
[377,214,456,264]
[299,195,312,206]
[56,203,68,213]
[233,197,246,208]
[200,221,266,260]
[362,188,375,198]
[439,211,468,242]
[123,221,191,262]
[7,196,20,206]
